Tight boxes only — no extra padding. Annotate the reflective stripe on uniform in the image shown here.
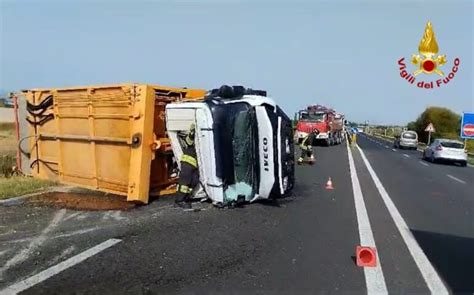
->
[300,136,309,149]
[181,154,197,168]
[178,184,193,194]
[185,135,194,146]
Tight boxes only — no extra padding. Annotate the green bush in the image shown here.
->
[411,107,461,144]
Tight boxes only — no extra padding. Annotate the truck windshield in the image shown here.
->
[300,112,325,122]
[230,110,256,198]
[210,102,258,203]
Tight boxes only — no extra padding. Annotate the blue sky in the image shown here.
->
[1,0,472,125]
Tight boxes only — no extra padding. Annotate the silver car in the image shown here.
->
[423,139,468,167]
[394,130,418,150]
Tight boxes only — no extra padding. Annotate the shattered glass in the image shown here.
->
[223,107,257,203]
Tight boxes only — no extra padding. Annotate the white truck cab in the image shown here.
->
[165,85,295,207]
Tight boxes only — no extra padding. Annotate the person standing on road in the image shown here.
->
[175,123,199,210]
[298,128,319,164]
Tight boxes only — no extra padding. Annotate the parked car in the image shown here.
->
[393,130,418,150]
[423,139,468,167]
[0,97,14,108]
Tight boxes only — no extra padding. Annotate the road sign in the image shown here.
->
[424,123,435,145]
[424,123,436,132]
[460,112,474,139]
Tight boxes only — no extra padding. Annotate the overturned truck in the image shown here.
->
[166,85,295,207]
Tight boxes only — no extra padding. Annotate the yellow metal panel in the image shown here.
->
[22,83,206,204]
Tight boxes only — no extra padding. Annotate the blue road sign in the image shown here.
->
[460,112,474,139]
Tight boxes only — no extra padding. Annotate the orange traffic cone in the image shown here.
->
[325,177,334,190]
[356,246,377,267]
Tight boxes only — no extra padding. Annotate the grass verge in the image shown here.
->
[0,176,56,200]
[0,122,16,156]
[468,156,474,166]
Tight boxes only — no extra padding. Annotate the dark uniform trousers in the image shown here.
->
[300,132,317,159]
[175,146,199,203]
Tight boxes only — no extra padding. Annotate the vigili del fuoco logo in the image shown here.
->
[398,21,460,89]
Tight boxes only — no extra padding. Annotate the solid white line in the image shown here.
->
[356,145,449,294]
[446,174,466,184]
[419,161,429,167]
[0,239,121,294]
[403,154,410,158]
[0,209,66,279]
[346,142,388,294]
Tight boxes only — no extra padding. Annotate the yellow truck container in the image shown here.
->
[20,84,206,204]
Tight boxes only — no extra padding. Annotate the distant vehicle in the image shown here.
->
[294,105,345,146]
[423,139,468,167]
[393,130,418,150]
[0,97,14,108]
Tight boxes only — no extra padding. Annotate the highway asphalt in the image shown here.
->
[1,134,473,294]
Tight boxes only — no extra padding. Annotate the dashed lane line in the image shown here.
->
[419,161,429,167]
[446,174,466,184]
[403,154,410,158]
[356,145,449,294]
[392,149,397,152]
[346,142,388,294]
[0,238,122,295]
[385,146,389,149]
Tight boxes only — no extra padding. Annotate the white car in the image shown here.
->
[394,130,418,150]
[423,139,468,167]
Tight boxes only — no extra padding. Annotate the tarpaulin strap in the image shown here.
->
[26,113,54,126]
[178,184,193,194]
[181,154,197,168]
[27,95,53,113]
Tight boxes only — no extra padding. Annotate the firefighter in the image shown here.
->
[298,128,319,164]
[175,123,199,210]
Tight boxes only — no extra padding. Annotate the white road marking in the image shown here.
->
[102,211,113,221]
[0,229,16,237]
[0,250,10,257]
[419,161,429,167]
[0,209,66,279]
[403,154,410,158]
[4,227,99,244]
[0,238,121,294]
[49,246,75,266]
[76,213,88,220]
[63,212,83,222]
[446,174,466,184]
[392,148,397,152]
[346,142,388,294]
[356,145,449,294]
[385,146,389,149]
[111,211,127,221]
